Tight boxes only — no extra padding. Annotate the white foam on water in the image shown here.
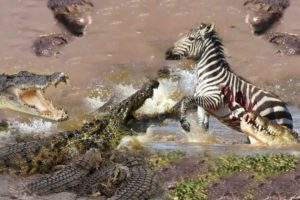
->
[85,84,137,111]
[146,123,182,142]
[0,119,58,146]
[11,119,58,136]
[136,78,178,115]
[85,96,106,111]
[181,115,216,144]
[175,68,198,96]
[114,84,137,100]
[145,115,216,145]
[85,68,198,117]
[85,83,108,111]
[0,130,13,145]
[117,134,151,150]
[137,68,197,115]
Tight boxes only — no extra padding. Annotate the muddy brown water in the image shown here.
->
[0,0,300,154]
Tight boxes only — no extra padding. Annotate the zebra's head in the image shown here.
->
[165,23,215,60]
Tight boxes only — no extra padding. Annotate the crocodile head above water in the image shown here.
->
[243,0,289,35]
[266,32,300,55]
[241,112,299,146]
[48,0,94,36]
[0,71,68,121]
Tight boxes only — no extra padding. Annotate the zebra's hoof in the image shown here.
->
[201,123,209,132]
[180,120,191,132]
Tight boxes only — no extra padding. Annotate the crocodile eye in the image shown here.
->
[199,23,205,29]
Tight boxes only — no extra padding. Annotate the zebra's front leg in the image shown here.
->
[179,96,194,132]
[229,101,247,120]
[197,107,210,131]
[228,101,262,145]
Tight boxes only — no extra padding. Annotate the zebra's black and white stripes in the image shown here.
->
[165,23,293,136]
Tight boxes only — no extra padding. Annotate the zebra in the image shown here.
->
[165,23,293,143]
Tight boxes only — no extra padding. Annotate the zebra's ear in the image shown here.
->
[207,23,215,33]
[202,23,215,39]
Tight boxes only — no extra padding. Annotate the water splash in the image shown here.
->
[145,115,216,145]
[181,115,216,144]
[11,119,57,136]
[117,115,216,151]
[175,68,197,96]
[114,84,136,100]
[85,83,137,111]
[137,68,197,115]
[0,130,13,145]
[85,68,217,148]
[136,78,178,115]
[0,119,58,147]
[85,96,106,110]
[85,68,197,115]
[117,134,151,150]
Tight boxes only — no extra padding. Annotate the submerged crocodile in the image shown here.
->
[266,32,300,56]
[0,79,160,199]
[33,0,94,57]
[244,0,290,34]
[0,71,68,121]
[48,0,94,36]
[33,33,72,57]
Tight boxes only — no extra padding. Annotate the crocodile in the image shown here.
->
[244,0,290,34]
[76,160,127,197]
[75,152,161,199]
[47,0,94,36]
[24,150,160,199]
[33,33,72,57]
[26,148,102,195]
[0,79,161,199]
[32,0,94,57]
[0,71,68,121]
[109,154,161,200]
[240,112,299,145]
[266,32,300,55]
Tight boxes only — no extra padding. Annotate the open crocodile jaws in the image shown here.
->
[0,71,68,121]
[240,112,299,146]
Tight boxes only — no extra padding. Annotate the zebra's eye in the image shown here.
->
[188,37,195,41]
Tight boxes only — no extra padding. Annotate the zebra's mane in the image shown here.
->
[209,30,225,53]
[207,29,255,84]
[206,30,230,70]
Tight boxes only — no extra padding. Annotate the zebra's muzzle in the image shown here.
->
[165,48,181,60]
